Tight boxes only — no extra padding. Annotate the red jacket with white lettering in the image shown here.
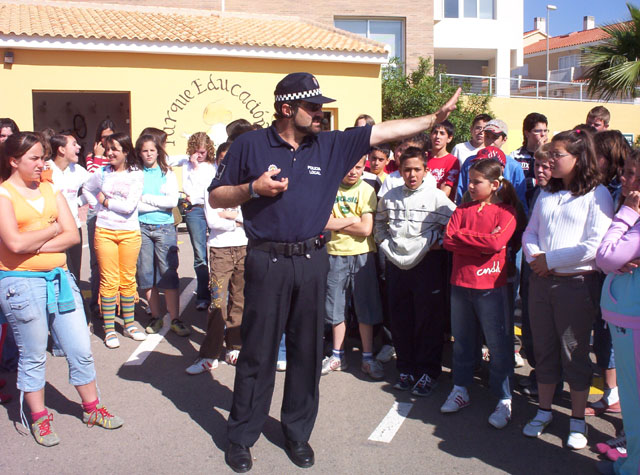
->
[443,201,517,289]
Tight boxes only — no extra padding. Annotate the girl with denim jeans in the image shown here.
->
[522,129,613,450]
[83,133,145,349]
[134,134,185,336]
[168,132,217,310]
[0,132,122,447]
[442,158,519,429]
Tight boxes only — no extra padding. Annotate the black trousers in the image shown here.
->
[227,245,328,447]
[66,228,83,282]
[386,250,447,379]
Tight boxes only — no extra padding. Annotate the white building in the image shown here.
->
[433,0,524,96]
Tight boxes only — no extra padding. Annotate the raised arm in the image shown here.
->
[369,88,461,146]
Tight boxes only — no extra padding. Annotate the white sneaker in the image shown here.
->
[276,361,287,372]
[523,410,553,437]
[440,387,470,413]
[376,345,396,363]
[104,331,120,349]
[567,418,588,450]
[185,357,218,375]
[225,350,240,366]
[321,355,347,375]
[123,325,147,341]
[514,351,525,368]
[488,401,512,429]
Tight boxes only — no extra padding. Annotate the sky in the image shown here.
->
[524,0,635,35]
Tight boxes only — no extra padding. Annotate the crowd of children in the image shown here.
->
[0,104,639,475]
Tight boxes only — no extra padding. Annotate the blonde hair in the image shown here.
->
[186,132,215,163]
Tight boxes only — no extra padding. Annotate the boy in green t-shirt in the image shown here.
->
[322,156,384,380]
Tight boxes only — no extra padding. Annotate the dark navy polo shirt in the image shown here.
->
[209,123,372,242]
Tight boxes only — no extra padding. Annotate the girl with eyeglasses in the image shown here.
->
[522,129,614,450]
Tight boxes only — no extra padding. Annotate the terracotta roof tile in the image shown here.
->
[524,26,612,55]
[0,1,387,54]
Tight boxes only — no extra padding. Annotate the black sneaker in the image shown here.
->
[411,373,437,397]
[393,373,415,391]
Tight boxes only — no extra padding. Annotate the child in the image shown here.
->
[595,149,640,473]
[441,158,518,428]
[519,143,554,396]
[322,156,384,380]
[452,113,492,166]
[522,129,614,449]
[586,130,631,418]
[586,105,610,132]
[374,147,456,395]
[363,146,390,195]
[428,120,459,200]
[187,144,248,374]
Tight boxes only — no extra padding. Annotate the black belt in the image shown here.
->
[248,235,328,257]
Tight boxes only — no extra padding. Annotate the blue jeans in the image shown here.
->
[451,285,512,400]
[0,271,96,392]
[184,206,210,303]
[137,223,179,290]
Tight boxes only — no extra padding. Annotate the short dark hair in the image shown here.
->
[547,129,601,196]
[431,120,455,138]
[226,119,256,142]
[397,133,430,153]
[216,141,231,162]
[399,146,427,167]
[370,145,391,158]
[471,113,492,128]
[0,118,19,134]
[522,112,548,147]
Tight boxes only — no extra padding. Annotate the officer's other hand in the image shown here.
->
[253,168,288,197]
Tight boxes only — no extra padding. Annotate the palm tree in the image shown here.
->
[582,2,640,101]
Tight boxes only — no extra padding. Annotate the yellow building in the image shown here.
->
[0,1,387,155]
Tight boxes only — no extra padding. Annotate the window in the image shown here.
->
[478,0,494,19]
[444,0,459,18]
[334,18,404,64]
[464,0,477,18]
[558,54,580,70]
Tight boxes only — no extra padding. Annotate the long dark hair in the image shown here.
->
[594,130,630,186]
[135,134,168,174]
[95,119,116,144]
[0,132,46,180]
[469,158,519,208]
[106,132,141,171]
[547,129,601,196]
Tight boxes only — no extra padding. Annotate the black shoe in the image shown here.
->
[284,439,314,468]
[225,443,252,473]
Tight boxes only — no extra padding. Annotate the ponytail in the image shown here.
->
[469,158,520,206]
[496,177,518,208]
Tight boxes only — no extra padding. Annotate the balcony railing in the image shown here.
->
[439,73,638,104]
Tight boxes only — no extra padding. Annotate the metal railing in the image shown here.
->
[439,73,637,104]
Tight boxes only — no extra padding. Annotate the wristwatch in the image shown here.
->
[248,180,260,199]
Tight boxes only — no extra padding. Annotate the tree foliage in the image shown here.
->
[582,2,640,101]
[382,57,492,148]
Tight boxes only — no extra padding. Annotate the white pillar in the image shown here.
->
[495,47,511,97]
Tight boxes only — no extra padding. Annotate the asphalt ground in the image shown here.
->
[0,226,622,474]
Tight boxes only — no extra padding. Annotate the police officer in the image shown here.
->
[209,72,460,473]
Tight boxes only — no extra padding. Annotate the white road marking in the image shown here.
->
[368,401,413,443]
[124,278,197,366]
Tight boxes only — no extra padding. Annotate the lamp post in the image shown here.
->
[546,4,557,98]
